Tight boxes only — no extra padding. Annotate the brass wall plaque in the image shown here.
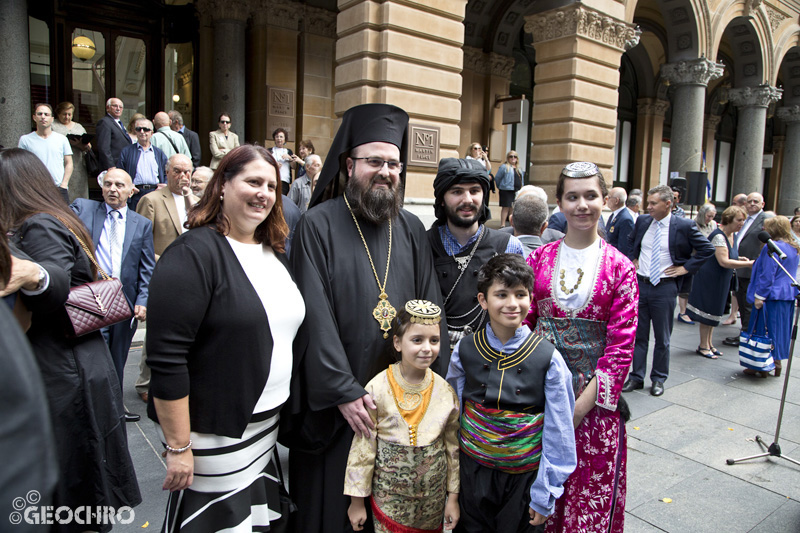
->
[407,124,440,168]
[267,87,295,141]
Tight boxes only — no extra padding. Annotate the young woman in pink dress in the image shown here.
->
[525,162,638,532]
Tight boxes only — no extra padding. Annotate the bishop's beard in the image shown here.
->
[345,174,403,225]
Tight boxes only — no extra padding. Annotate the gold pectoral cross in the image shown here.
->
[372,292,397,338]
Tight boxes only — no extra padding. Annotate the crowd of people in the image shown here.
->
[2,100,798,533]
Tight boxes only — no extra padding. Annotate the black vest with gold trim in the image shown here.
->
[459,327,553,413]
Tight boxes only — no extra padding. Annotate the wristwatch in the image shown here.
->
[34,265,47,291]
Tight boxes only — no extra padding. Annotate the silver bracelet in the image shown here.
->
[164,440,192,454]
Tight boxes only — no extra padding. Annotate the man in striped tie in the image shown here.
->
[623,185,715,396]
[71,168,156,421]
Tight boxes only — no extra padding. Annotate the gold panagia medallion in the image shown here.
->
[372,292,397,339]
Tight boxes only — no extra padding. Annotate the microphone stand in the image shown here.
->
[726,248,800,468]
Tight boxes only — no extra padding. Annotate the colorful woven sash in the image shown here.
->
[459,399,543,473]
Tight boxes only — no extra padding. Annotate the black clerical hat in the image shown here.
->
[432,157,491,224]
[309,103,409,208]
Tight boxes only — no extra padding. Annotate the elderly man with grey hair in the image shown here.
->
[168,110,201,168]
[288,154,320,213]
[501,184,565,243]
[118,117,169,210]
[510,194,549,256]
[626,194,642,219]
[190,166,214,197]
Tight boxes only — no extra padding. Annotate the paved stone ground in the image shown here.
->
[116,315,800,532]
[113,206,800,532]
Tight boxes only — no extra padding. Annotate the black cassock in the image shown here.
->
[285,196,448,533]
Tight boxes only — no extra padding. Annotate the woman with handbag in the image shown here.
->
[686,206,753,358]
[146,145,304,532]
[744,216,800,377]
[0,148,141,532]
[493,150,522,227]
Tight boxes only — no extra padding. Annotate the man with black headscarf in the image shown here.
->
[285,103,447,533]
[428,158,524,349]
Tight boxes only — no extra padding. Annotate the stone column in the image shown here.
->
[524,5,640,194]
[196,0,216,164]
[246,4,270,146]
[633,98,669,191]
[729,85,782,195]
[335,0,467,198]
[703,114,721,198]
[0,0,31,150]
[661,58,724,177]
[210,0,250,140]
[776,105,800,214]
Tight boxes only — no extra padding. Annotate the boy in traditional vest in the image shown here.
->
[446,254,577,532]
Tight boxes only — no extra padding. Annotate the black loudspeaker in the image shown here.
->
[685,171,708,206]
[669,176,687,205]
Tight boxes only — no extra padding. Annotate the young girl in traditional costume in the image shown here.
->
[345,300,460,532]
[525,162,639,532]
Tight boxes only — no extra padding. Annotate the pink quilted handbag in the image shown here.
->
[56,216,133,337]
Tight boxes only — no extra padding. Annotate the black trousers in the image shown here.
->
[631,276,677,384]
[736,277,752,333]
[101,319,138,387]
[457,452,544,533]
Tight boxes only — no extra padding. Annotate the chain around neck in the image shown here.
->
[343,193,392,295]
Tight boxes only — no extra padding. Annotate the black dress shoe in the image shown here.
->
[622,379,644,392]
[723,336,739,347]
[124,411,141,423]
[651,382,665,396]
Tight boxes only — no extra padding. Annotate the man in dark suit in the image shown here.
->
[623,185,715,396]
[723,192,766,346]
[118,118,169,210]
[605,186,634,257]
[95,97,133,171]
[169,110,201,168]
[71,168,155,421]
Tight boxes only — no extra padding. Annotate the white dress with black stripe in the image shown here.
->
[157,240,305,532]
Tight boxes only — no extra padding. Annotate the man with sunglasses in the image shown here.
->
[117,118,168,210]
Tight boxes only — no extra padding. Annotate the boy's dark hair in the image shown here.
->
[477,254,534,295]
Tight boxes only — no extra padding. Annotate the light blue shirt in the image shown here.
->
[134,144,159,185]
[438,224,524,256]
[97,204,127,278]
[446,323,577,517]
[18,131,71,186]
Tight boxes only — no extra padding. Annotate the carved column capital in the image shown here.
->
[704,114,722,130]
[262,0,302,30]
[463,46,488,75]
[661,58,724,87]
[304,5,337,38]
[523,4,640,51]
[490,53,515,78]
[728,85,782,108]
[637,98,669,116]
[207,0,251,23]
[777,105,800,123]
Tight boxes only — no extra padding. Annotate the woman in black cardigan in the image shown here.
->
[147,145,305,532]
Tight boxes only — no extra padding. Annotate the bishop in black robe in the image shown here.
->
[284,104,448,533]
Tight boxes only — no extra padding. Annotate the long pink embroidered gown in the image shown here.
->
[525,239,638,533]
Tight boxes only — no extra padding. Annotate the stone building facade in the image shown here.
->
[7,0,800,211]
